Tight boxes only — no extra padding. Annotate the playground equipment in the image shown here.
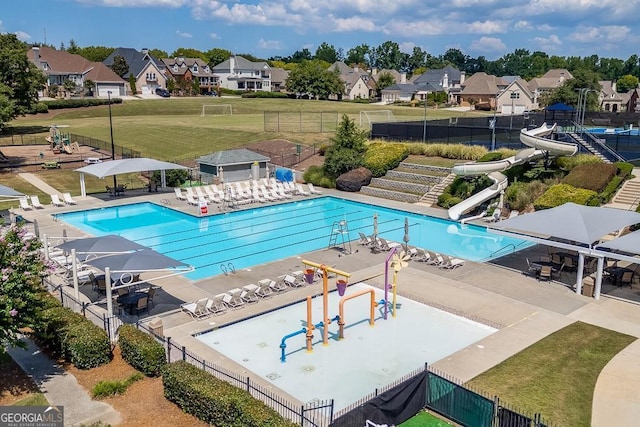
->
[46,125,78,154]
[337,288,377,339]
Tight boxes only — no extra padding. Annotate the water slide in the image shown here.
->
[447,123,577,221]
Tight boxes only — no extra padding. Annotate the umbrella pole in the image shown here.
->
[72,249,79,299]
[106,267,113,316]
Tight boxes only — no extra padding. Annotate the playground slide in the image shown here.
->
[447,123,576,221]
[62,144,73,154]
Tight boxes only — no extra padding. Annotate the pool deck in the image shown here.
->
[10,181,640,426]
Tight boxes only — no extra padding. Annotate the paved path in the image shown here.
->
[18,172,62,196]
[7,337,122,427]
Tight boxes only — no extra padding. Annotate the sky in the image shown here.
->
[3,0,640,61]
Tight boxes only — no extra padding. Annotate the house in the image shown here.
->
[327,61,372,100]
[599,81,624,112]
[411,65,465,104]
[212,55,271,92]
[161,57,219,95]
[103,48,166,95]
[528,69,573,108]
[369,68,404,99]
[458,72,509,108]
[28,46,127,98]
[198,149,270,184]
[269,67,290,92]
[623,88,640,113]
[497,79,535,114]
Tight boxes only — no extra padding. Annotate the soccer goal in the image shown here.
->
[359,110,396,127]
[201,104,233,116]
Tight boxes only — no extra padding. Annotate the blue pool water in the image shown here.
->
[587,127,640,136]
[56,197,531,280]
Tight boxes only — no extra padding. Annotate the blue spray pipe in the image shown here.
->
[280,329,307,363]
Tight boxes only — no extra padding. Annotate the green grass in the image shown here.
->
[400,410,454,426]
[12,98,476,162]
[11,393,48,406]
[466,322,636,426]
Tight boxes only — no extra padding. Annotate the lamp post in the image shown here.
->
[107,91,117,190]
[509,90,517,130]
[422,92,428,143]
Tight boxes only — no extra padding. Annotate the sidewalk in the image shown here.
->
[7,336,121,427]
[18,172,62,196]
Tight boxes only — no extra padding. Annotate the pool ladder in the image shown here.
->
[220,262,236,275]
[328,220,352,255]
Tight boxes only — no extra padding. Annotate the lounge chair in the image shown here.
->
[185,194,199,206]
[252,189,266,203]
[30,196,44,209]
[223,289,245,308]
[283,274,304,288]
[260,186,277,201]
[181,298,210,318]
[174,188,186,200]
[51,194,65,207]
[194,186,207,200]
[204,185,221,202]
[412,248,431,262]
[358,232,374,246]
[275,186,292,199]
[425,250,443,265]
[296,184,310,196]
[62,193,77,205]
[184,187,195,198]
[378,238,401,251]
[439,254,465,269]
[241,284,260,303]
[255,280,274,298]
[307,183,322,194]
[264,277,288,293]
[19,197,31,210]
[206,294,228,314]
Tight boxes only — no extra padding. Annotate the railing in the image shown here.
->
[569,121,626,162]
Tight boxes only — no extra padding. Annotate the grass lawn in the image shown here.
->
[399,411,454,426]
[10,98,476,162]
[466,321,636,426]
[11,393,48,406]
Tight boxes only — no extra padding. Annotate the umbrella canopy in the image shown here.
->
[490,202,640,247]
[0,184,23,199]
[56,235,148,254]
[596,230,640,256]
[373,213,378,239]
[86,249,189,272]
[75,158,188,178]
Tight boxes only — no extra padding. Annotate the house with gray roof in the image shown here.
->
[212,55,271,92]
[599,81,624,112]
[328,61,372,100]
[103,48,167,95]
[528,69,573,107]
[161,57,219,95]
[198,149,270,183]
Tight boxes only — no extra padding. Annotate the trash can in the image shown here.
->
[582,276,595,297]
[148,317,163,337]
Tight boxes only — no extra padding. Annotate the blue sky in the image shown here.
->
[3,0,639,61]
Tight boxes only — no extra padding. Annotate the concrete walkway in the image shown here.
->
[18,172,64,197]
[7,336,121,427]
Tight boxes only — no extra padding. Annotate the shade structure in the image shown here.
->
[596,230,640,256]
[75,158,188,178]
[86,249,189,273]
[56,235,148,254]
[0,184,23,199]
[491,202,640,247]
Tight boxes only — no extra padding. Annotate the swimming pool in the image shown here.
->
[195,282,497,411]
[56,197,531,280]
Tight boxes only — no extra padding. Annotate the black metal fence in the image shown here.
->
[69,133,140,159]
[250,145,319,168]
[264,111,339,133]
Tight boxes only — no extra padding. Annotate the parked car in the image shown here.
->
[155,88,170,97]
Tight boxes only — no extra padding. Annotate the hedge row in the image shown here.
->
[562,163,617,192]
[33,306,110,369]
[363,142,409,177]
[118,324,166,377]
[401,142,487,160]
[241,91,288,98]
[533,183,598,210]
[163,361,297,427]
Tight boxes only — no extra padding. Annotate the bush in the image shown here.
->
[437,193,462,208]
[27,102,49,114]
[533,183,598,210]
[363,142,409,177]
[163,361,297,427]
[555,154,603,171]
[303,165,335,188]
[562,163,617,192]
[92,372,144,399]
[401,142,487,160]
[118,324,166,377]
[63,322,111,369]
[505,180,549,212]
[241,91,288,98]
[43,98,123,110]
[478,152,505,162]
[599,176,624,203]
[34,307,85,355]
[615,161,634,179]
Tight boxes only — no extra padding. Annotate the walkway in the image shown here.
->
[7,336,121,426]
[18,172,64,196]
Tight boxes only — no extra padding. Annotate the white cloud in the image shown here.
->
[258,38,283,49]
[398,41,416,53]
[469,36,507,53]
[537,24,554,32]
[514,20,532,31]
[210,32,220,39]
[466,20,508,34]
[176,30,192,38]
[332,16,377,32]
[567,25,630,44]
[532,34,562,52]
[14,31,31,41]
[77,0,186,6]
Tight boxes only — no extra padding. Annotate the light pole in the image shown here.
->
[422,92,428,143]
[509,90,517,129]
[107,91,117,191]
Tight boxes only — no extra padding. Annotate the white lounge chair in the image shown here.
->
[30,195,44,209]
[260,186,277,201]
[412,248,431,262]
[256,280,274,298]
[283,274,304,288]
[194,186,207,200]
[439,254,465,269]
[181,298,210,319]
[426,250,444,265]
[62,192,77,205]
[223,289,245,308]
[358,232,374,246]
[241,284,259,303]
[296,184,310,196]
[51,194,65,207]
[174,188,186,200]
[206,294,228,314]
[252,189,266,203]
[307,183,322,194]
[186,194,199,206]
[19,197,31,210]
[204,185,221,202]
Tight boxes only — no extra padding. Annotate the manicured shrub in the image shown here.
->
[43,98,122,110]
[34,307,85,354]
[92,372,144,399]
[437,193,462,208]
[241,91,288,98]
[303,165,335,188]
[363,142,409,177]
[28,102,49,114]
[562,163,617,192]
[598,176,624,203]
[533,183,598,210]
[615,162,634,179]
[555,154,602,171]
[63,322,111,369]
[118,324,166,377]
[163,361,297,427]
[505,180,548,212]
[478,151,504,162]
[399,142,487,160]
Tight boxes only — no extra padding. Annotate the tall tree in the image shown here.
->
[406,46,428,74]
[541,69,601,109]
[110,55,129,78]
[205,48,232,67]
[148,48,168,60]
[441,48,468,71]
[616,75,639,93]
[370,41,406,71]
[170,48,207,60]
[285,60,343,100]
[315,42,339,64]
[324,115,368,178]
[66,39,80,54]
[345,44,370,67]
[290,49,313,63]
[76,46,114,62]
[622,54,640,77]
[375,71,395,97]
[0,34,46,130]
[0,224,49,352]
[236,53,265,62]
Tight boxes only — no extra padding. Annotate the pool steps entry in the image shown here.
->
[328,220,353,254]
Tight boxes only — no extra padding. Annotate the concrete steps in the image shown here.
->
[568,132,610,163]
[420,173,456,206]
[613,179,640,209]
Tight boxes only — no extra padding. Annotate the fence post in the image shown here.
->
[300,404,304,426]
[246,376,250,392]
[182,345,186,361]
[492,396,499,427]
[166,337,171,363]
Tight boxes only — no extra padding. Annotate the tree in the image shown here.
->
[375,71,395,97]
[166,78,176,93]
[66,39,80,54]
[290,49,313,63]
[148,48,168,60]
[205,48,232,67]
[84,79,95,96]
[345,44,370,67]
[406,46,428,73]
[541,69,601,109]
[0,224,49,352]
[128,74,137,94]
[0,34,46,130]
[170,48,207,60]
[315,42,339,63]
[110,55,129,78]
[324,115,368,178]
[285,60,344,99]
[63,79,76,96]
[616,74,639,93]
[76,46,114,62]
[370,41,406,71]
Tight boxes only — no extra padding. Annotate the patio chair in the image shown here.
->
[252,189,266,203]
[223,290,245,308]
[283,274,304,288]
[260,186,277,201]
[181,298,210,319]
[134,295,149,316]
[50,194,65,207]
[619,271,634,288]
[413,248,431,263]
[62,193,77,205]
[525,258,539,277]
[425,251,443,265]
[266,277,288,293]
[296,184,310,196]
[185,194,199,206]
[30,196,44,209]
[204,185,221,202]
[538,265,552,281]
[174,187,186,200]
[184,187,195,198]
[307,183,323,194]
[194,186,208,200]
[145,286,157,308]
[255,280,274,298]
[206,294,228,314]
[19,197,31,210]
[439,254,465,269]
[378,238,401,252]
[357,232,374,246]
[241,284,260,303]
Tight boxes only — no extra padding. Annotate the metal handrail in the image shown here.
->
[570,121,626,162]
